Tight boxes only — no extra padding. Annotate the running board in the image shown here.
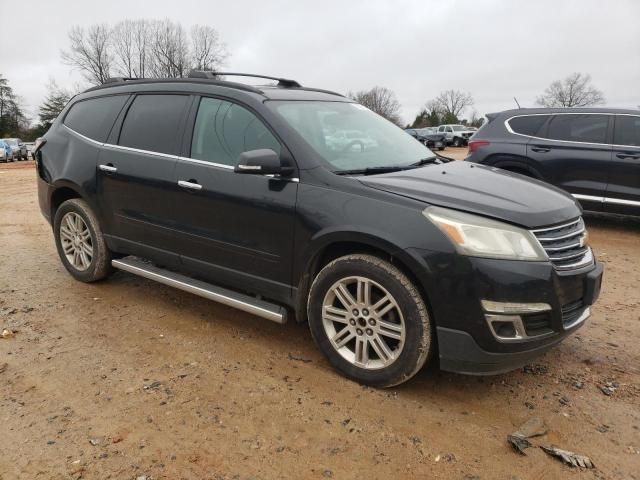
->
[111,257,287,324]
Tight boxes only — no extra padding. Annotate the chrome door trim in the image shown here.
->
[572,193,605,204]
[604,196,640,207]
[572,193,640,207]
[63,125,301,181]
[62,124,105,146]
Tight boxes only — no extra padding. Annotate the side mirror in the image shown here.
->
[234,149,293,176]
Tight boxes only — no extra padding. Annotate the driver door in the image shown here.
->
[172,97,298,302]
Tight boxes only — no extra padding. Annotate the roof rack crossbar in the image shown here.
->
[188,70,302,88]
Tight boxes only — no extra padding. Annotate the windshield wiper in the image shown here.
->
[334,166,408,176]
[409,156,440,167]
[335,156,444,176]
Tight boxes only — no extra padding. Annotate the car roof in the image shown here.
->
[83,77,348,103]
[490,107,640,117]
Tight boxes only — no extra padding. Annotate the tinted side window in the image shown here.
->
[191,97,280,166]
[546,114,609,144]
[614,115,640,147]
[508,115,550,136]
[119,95,190,155]
[64,95,128,142]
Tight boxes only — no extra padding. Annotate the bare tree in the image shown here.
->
[111,20,154,78]
[349,86,402,125]
[61,25,112,84]
[190,25,228,71]
[536,72,605,108]
[432,90,474,122]
[149,19,191,78]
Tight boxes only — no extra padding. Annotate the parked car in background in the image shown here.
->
[325,129,378,152]
[465,108,640,217]
[24,142,36,159]
[3,138,27,160]
[0,139,14,162]
[404,128,446,150]
[437,124,476,147]
[36,72,603,387]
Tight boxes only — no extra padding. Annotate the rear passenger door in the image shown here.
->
[527,113,612,211]
[172,97,298,303]
[606,115,640,215]
[97,93,191,266]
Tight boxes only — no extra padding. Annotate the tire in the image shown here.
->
[307,254,433,388]
[53,198,113,282]
[452,137,462,147]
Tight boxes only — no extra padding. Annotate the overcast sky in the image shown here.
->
[1,0,639,125]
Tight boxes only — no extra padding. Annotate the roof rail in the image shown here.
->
[103,77,139,84]
[188,70,302,88]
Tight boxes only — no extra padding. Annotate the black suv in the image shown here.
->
[36,73,603,387]
[466,108,640,217]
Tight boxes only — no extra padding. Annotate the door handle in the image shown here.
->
[98,164,117,173]
[531,147,550,153]
[178,180,203,191]
[616,153,640,160]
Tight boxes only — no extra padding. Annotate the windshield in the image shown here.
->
[267,101,435,172]
[4,139,18,146]
[451,125,466,131]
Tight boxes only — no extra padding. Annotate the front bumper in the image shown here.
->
[405,248,603,374]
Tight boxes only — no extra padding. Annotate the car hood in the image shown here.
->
[359,161,581,228]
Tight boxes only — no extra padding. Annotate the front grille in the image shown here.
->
[531,218,592,270]
[561,299,585,327]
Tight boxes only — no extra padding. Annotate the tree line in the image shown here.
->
[353,72,606,129]
[0,75,29,138]
[3,19,608,145]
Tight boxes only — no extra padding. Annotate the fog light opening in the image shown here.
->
[485,314,527,342]
[493,321,517,338]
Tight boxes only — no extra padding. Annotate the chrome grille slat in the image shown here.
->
[531,217,593,271]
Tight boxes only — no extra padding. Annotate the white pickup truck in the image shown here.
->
[437,124,476,147]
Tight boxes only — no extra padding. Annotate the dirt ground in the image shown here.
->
[1,159,639,480]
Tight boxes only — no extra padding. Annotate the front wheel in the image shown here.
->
[452,137,462,147]
[307,254,433,388]
[53,198,113,282]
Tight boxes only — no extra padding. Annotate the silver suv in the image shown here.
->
[437,125,476,147]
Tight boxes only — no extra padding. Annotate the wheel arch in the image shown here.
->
[485,154,544,179]
[49,181,91,222]
[294,231,432,325]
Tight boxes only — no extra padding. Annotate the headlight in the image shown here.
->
[423,206,547,261]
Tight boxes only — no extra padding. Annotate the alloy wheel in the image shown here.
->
[322,276,406,370]
[59,212,93,271]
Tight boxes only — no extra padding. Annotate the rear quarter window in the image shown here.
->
[64,95,128,142]
[614,115,640,147]
[507,115,550,136]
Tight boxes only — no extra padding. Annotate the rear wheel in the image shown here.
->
[308,254,433,387]
[53,199,113,282]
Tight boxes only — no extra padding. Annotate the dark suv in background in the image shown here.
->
[466,108,640,217]
[36,73,603,387]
